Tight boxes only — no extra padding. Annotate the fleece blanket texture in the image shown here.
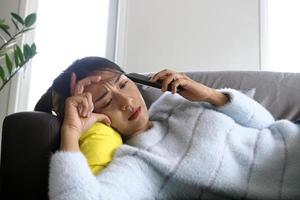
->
[49,89,300,200]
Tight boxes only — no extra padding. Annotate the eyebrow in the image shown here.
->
[94,73,123,103]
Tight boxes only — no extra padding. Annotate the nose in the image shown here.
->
[113,91,133,111]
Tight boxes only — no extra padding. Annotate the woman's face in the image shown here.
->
[83,70,150,137]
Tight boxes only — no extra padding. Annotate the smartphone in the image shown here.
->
[126,73,183,92]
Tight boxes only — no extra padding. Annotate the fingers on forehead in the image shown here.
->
[84,74,124,99]
[81,75,101,84]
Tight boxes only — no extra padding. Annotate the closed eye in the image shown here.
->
[120,81,128,89]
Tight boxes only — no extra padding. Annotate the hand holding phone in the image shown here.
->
[126,73,183,93]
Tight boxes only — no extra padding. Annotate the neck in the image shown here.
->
[124,121,153,141]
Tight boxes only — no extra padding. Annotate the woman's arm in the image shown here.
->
[206,88,229,106]
[213,88,275,129]
[49,151,101,200]
[59,93,111,152]
[60,73,111,152]
[49,75,112,199]
[49,148,156,200]
[149,69,229,106]
[150,69,274,129]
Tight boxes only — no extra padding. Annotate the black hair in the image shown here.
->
[34,56,125,119]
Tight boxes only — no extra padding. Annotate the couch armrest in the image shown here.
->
[0,112,61,200]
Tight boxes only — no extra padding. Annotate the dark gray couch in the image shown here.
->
[1,71,300,199]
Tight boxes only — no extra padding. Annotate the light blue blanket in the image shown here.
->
[49,89,300,200]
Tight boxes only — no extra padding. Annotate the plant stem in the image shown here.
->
[0,33,7,43]
[0,28,24,51]
[0,58,30,91]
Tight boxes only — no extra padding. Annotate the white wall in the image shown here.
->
[116,0,261,73]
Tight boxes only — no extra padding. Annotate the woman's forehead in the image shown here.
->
[91,70,120,81]
[84,70,124,94]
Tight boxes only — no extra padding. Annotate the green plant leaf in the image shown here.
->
[16,45,24,64]
[0,24,11,37]
[11,19,20,31]
[24,13,36,27]
[0,19,5,25]
[30,43,37,57]
[0,65,5,81]
[5,53,13,74]
[31,43,36,52]
[14,47,19,66]
[11,12,24,25]
[0,23,9,29]
[23,44,31,60]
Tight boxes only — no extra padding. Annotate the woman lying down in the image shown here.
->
[40,57,300,200]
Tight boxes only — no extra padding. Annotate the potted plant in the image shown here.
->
[0,12,37,92]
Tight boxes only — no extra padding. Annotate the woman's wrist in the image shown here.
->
[60,127,81,152]
[207,89,229,107]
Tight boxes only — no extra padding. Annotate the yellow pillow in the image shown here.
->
[79,122,123,175]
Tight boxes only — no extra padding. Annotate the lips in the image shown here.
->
[128,106,141,121]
